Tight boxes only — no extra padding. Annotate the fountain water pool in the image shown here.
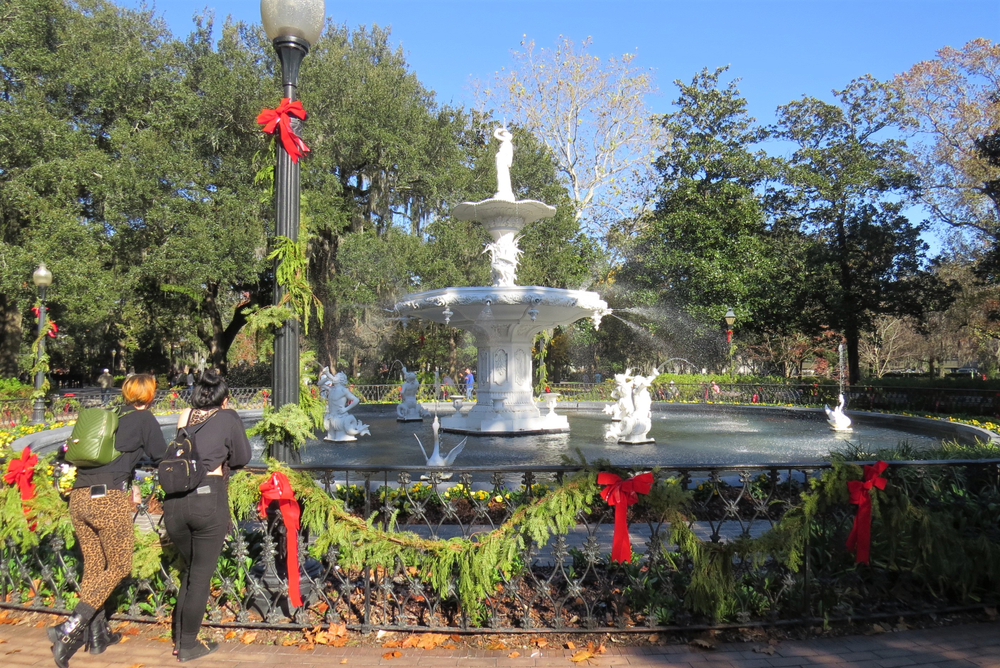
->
[239,405,959,468]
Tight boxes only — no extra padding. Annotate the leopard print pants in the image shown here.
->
[68,488,135,610]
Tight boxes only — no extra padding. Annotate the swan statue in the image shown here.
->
[824,393,853,431]
[415,415,468,467]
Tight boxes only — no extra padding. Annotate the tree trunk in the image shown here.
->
[0,295,22,378]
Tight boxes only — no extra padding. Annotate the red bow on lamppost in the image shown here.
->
[31,307,57,337]
[845,460,888,564]
[257,98,310,163]
[258,471,303,607]
[598,471,654,563]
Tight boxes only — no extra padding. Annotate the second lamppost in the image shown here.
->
[723,308,736,376]
[31,263,53,424]
[260,0,325,462]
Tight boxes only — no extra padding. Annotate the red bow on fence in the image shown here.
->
[845,460,888,564]
[3,447,38,529]
[598,471,654,563]
[31,307,57,337]
[258,471,303,607]
[256,98,310,163]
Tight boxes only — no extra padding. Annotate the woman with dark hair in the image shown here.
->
[163,370,251,662]
[49,374,167,668]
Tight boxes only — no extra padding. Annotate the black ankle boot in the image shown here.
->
[87,610,121,655]
[47,608,92,668]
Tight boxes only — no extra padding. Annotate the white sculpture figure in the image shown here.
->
[414,415,468,467]
[397,366,430,422]
[319,368,371,442]
[483,233,523,287]
[825,393,853,432]
[602,370,634,422]
[605,369,656,444]
[493,127,515,201]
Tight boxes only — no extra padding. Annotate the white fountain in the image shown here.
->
[394,128,610,435]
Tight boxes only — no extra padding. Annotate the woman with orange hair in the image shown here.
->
[48,374,167,668]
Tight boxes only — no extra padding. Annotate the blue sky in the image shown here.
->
[122,0,997,253]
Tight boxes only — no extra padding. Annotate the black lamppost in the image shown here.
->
[260,0,325,462]
[723,308,736,376]
[31,263,53,424]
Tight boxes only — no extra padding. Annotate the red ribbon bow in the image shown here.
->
[30,307,57,337]
[598,471,654,563]
[258,472,303,607]
[845,460,888,564]
[256,98,310,163]
[4,447,38,530]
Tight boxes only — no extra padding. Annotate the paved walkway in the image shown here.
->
[1,619,998,667]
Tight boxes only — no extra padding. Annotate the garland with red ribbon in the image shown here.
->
[598,471,654,563]
[3,447,38,530]
[31,307,57,337]
[845,460,888,564]
[256,98,310,163]
[258,471,303,607]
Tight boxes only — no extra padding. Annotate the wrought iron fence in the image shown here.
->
[2,460,998,632]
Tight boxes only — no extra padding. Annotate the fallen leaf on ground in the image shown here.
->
[565,641,576,649]
[450,634,461,642]
[329,623,348,637]
[569,649,594,662]
[35,620,46,628]
[282,639,298,646]
[382,650,402,659]
[240,632,257,644]
[532,638,548,648]
[415,633,449,650]
[382,639,402,648]
[485,640,506,650]
[647,634,659,643]
[690,637,717,649]
[508,651,520,658]
[340,660,347,665]
[753,645,775,655]
[440,643,457,650]
[6,649,22,655]
[156,637,171,643]
[298,643,314,651]
[870,623,887,634]
[224,631,237,640]
[0,639,6,644]
[768,638,780,646]
[586,642,606,655]
[122,626,141,636]
[986,607,998,621]
[124,664,142,668]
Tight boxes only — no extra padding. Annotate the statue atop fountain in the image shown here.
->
[393,127,610,435]
[605,369,656,444]
[318,367,371,442]
[396,366,430,422]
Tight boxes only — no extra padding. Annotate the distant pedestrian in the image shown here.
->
[97,369,114,404]
[464,368,475,400]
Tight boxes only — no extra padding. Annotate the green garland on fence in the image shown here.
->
[3,447,999,625]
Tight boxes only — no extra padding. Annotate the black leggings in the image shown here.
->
[163,477,229,650]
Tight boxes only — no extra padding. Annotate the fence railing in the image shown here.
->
[2,460,998,632]
[6,382,1000,427]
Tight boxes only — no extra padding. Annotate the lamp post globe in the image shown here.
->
[261,0,324,463]
[31,264,53,424]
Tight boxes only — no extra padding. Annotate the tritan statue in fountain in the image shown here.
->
[393,126,610,435]
[603,370,634,422]
[605,369,656,444]
[396,366,430,422]
[318,367,371,442]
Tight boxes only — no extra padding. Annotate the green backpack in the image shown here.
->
[65,407,121,467]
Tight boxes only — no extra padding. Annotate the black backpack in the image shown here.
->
[157,412,216,495]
